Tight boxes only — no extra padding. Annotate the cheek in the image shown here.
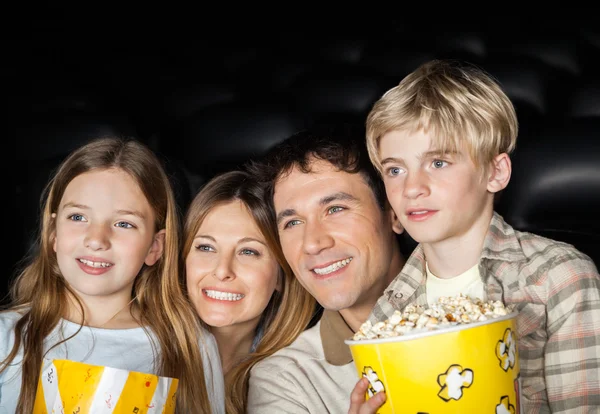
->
[255,262,280,292]
[280,239,299,267]
[185,255,208,284]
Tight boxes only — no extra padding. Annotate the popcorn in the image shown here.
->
[353,294,515,341]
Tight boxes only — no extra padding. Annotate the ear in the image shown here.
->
[145,229,166,266]
[487,153,512,194]
[388,206,404,235]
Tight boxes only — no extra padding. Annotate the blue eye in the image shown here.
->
[432,160,448,168]
[195,245,214,252]
[115,221,134,229]
[387,167,401,176]
[284,219,301,229]
[328,206,344,214]
[68,214,86,222]
[240,249,259,256]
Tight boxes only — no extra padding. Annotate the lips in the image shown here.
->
[76,257,114,275]
[405,209,438,222]
[203,289,245,302]
[311,257,353,276]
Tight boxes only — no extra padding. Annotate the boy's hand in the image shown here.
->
[348,377,386,414]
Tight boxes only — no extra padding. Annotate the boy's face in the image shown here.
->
[378,129,499,248]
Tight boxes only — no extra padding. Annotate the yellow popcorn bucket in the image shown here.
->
[33,359,179,413]
[345,313,521,414]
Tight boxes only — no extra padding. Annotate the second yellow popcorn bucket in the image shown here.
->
[345,313,521,414]
[33,359,179,413]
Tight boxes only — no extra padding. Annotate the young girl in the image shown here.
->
[183,170,316,414]
[0,137,224,413]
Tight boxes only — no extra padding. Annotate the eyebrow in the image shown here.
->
[193,234,267,246]
[380,150,460,166]
[422,150,459,159]
[62,203,146,220]
[276,191,358,225]
[380,156,403,166]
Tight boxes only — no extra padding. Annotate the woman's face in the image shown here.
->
[186,200,280,331]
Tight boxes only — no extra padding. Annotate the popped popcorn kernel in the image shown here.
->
[353,294,515,340]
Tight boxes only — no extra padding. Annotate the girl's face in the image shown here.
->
[186,200,280,331]
[53,168,164,307]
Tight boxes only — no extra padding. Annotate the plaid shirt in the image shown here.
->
[368,212,600,413]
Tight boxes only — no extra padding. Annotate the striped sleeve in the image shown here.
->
[543,251,600,413]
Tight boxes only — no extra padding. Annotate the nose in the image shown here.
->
[84,223,111,251]
[212,253,236,282]
[403,169,430,200]
[302,219,334,256]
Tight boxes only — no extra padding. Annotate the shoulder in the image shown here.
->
[486,216,598,282]
[490,227,600,308]
[0,310,23,338]
[252,323,324,375]
[512,230,598,279]
[0,310,23,359]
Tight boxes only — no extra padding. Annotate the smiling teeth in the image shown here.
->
[314,258,352,275]
[205,290,244,301]
[411,211,428,215]
[78,259,112,268]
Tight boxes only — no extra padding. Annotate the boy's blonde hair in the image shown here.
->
[366,59,518,177]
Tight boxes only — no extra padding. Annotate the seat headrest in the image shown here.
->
[497,118,600,264]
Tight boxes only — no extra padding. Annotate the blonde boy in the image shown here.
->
[362,60,600,413]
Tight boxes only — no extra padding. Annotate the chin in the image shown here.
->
[318,294,355,312]
[202,317,235,329]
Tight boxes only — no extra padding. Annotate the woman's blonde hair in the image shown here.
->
[183,170,316,414]
[1,137,213,413]
[366,59,518,177]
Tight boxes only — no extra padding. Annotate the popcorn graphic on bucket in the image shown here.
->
[345,295,521,413]
[33,359,178,413]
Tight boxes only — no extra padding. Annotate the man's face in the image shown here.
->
[273,158,400,315]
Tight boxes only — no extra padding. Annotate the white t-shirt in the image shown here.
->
[426,262,486,305]
[247,319,358,413]
[0,310,225,414]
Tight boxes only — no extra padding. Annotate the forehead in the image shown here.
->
[198,200,264,239]
[62,169,142,203]
[273,159,376,211]
[380,128,467,158]
[60,168,154,217]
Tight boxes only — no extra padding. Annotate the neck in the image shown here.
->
[65,291,139,329]
[340,240,406,332]
[211,321,258,375]
[424,210,493,279]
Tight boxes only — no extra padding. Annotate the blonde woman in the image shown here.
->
[183,169,316,413]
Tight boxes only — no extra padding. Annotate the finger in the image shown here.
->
[348,378,369,413]
[362,390,386,413]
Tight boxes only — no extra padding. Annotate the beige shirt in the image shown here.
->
[425,261,486,305]
[247,310,360,413]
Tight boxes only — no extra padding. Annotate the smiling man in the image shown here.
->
[245,124,406,413]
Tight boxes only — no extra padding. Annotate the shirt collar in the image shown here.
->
[382,212,525,299]
[481,212,526,263]
[321,309,354,366]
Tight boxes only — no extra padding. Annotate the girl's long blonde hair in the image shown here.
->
[1,137,213,413]
[183,170,316,414]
